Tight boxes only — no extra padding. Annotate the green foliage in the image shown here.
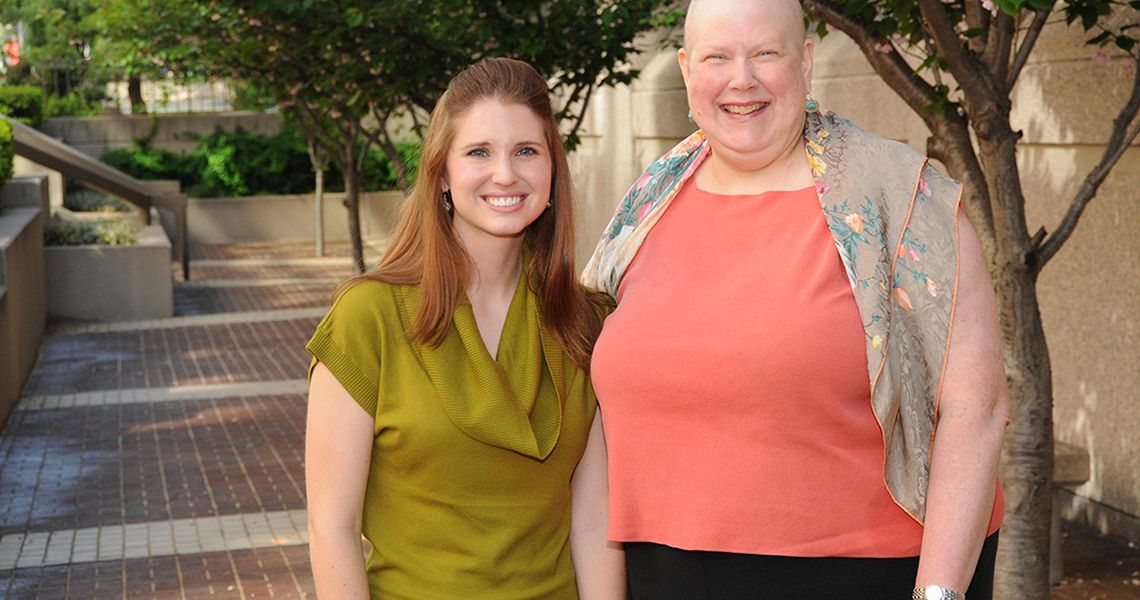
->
[101,139,199,188]
[362,143,421,192]
[44,215,138,246]
[0,118,13,189]
[101,126,417,196]
[0,86,45,127]
[64,189,132,213]
[43,91,104,118]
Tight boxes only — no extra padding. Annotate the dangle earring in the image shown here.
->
[442,189,453,212]
[805,93,820,112]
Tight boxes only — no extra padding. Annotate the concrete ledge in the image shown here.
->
[0,205,46,427]
[40,112,283,158]
[187,190,402,245]
[45,223,173,322]
[1059,488,1140,544]
[0,175,51,214]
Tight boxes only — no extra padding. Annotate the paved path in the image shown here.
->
[0,241,383,599]
[0,240,1136,598]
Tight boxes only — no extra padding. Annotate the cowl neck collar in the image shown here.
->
[395,262,567,460]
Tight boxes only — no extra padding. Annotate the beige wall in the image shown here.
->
[571,19,1140,539]
[186,191,403,246]
[570,42,695,267]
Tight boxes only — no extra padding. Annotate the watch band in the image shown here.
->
[913,584,965,600]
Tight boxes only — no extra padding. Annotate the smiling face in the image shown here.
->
[442,98,553,254]
[678,0,814,171]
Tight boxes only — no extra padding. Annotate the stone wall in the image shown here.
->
[39,111,283,158]
[0,176,47,427]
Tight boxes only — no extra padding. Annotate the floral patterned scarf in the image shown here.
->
[582,110,964,522]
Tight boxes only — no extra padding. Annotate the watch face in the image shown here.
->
[926,585,947,600]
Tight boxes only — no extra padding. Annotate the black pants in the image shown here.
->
[627,532,999,600]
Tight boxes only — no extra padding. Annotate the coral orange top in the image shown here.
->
[591,181,1002,557]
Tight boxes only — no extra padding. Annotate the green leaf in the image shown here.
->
[1116,36,1136,51]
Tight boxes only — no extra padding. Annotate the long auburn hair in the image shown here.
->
[340,57,610,370]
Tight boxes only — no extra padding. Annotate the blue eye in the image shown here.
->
[517,146,539,156]
[467,148,489,157]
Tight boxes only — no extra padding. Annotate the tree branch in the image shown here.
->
[1035,58,1140,270]
[965,0,992,55]
[984,9,1016,85]
[1006,10,1050,91]
[917,0,995,107]
[803,0,943,116]
[564,82,596,148]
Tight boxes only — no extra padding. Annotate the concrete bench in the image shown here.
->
[1051,440,1091,585]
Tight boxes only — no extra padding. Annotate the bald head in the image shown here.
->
[683,0,807,51]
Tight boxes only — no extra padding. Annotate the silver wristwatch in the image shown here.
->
[913,584,964,600]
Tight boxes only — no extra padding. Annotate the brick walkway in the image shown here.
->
[1,241,1137,599]
[0,242,349,598]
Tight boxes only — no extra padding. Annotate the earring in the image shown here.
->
[547,199,552,208]
[687,110,694,123]
[441,189,453,211]
[805,93,819,112]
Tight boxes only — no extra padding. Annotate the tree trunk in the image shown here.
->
[128,76,147,114]
[314,167,325,257]
[993,267,1055,600]
[342,157,365,273]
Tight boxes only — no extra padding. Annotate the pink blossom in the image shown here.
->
[637,201,653,222]
[981,0,997,15]
[874,41,893,54]
[1093,52,1111,66]
[635,171,652,191]
[814,179,830,196]
[909,248,921,262]
[918,177,931,197]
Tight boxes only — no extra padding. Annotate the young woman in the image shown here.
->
[305,58,622,599]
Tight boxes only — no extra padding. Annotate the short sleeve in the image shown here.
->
[306,281,388,417]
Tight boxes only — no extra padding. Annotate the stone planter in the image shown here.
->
[45,223,173,321]
[186,190,403,245]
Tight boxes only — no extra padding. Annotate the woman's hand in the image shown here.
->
[571,411,627,599]
[305,362,374,599]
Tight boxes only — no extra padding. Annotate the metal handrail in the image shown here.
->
[2,114,190,280]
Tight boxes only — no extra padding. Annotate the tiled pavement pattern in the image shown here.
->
[2,240,1138,598]
[0,242,335,598]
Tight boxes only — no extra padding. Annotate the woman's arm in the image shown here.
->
[915,211,1010,591]
[571,411,626,599]
[306,362,375,599]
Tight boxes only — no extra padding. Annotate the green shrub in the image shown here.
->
[100,124,418,196]
[361,143,421,191]
[44,215,138,246]
[0,85,44,127]
[64,189,132,213]
[186,125,313,196]
[44,91,103,118]
[0,118,13,190]
[101,139,201,190]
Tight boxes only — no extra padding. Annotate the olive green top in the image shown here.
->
[306,271,596,600]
